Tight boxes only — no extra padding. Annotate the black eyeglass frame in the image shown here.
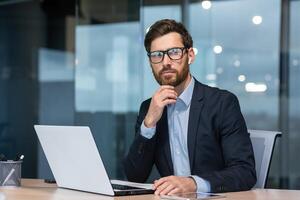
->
[147,47,189,64]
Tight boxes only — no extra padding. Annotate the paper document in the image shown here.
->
[110,180,153,190]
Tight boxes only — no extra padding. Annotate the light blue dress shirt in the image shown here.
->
[140,77,211,193]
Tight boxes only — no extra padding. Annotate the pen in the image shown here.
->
[14,154,24,161]
[2,168,15,186]
[19,155,24,161]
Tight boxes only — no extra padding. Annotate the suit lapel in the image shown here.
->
[187,81,204,171]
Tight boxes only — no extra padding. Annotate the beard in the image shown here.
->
[152,63,189,87]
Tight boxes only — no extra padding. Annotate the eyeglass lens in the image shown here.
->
[149,47,185,63]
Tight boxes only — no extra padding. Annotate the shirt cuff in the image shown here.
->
[140,120,156,139]
[190,175,211,193]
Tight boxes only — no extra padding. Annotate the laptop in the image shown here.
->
[34,125,154,196]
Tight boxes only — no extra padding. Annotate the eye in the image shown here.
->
[151,51,163,57]
[168,48,181,56]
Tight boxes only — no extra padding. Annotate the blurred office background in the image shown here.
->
[0,0,299,189]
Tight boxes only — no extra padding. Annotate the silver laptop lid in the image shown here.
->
[34,125,115,195]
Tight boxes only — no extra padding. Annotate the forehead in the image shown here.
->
[150,32,184,51]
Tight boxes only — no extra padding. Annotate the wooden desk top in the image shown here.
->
[0,179,300,200]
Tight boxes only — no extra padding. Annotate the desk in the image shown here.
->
[0,179,300,200]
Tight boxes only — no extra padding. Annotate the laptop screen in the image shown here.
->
[34,125,154,196]
[35,125,116,195]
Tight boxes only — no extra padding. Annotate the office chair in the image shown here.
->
[248,129,281,189]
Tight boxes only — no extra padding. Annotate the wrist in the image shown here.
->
[190,175,211,193]
[144,116,156,128]
[188,177,197,192]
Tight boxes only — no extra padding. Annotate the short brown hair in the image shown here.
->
[144,19,193,53]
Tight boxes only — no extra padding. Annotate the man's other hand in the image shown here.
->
[153,176,197,195]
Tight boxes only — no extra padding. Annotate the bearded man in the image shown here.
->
[124,19,256,195]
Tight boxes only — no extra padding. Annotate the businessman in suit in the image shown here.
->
[124,19,256,195]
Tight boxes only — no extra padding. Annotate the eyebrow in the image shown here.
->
[150,46,185,52]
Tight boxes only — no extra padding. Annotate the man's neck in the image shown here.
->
[175,74,192,96]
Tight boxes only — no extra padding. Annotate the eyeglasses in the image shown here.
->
[147,47,187,64]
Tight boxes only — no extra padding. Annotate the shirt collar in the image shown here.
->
[177,77,194,107]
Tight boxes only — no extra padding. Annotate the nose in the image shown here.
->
[162,53,172,66]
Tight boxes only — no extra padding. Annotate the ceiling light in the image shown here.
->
[245,82,267,93]
[202,1,212,10]
[238,75,246,82]
[252,16,262,25]
[213,45,222,54]
[206,73,217,81]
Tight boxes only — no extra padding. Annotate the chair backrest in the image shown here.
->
[248,129,281,188]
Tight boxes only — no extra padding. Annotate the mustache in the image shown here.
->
[159,68,177,76]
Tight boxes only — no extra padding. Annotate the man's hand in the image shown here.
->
[153,176,197,195]
[144,85,177,128]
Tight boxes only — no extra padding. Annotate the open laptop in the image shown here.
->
[34,125,154,196]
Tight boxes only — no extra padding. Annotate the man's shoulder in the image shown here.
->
[139,98,152,110]
[141,98,151,105]
[194,79,237,101]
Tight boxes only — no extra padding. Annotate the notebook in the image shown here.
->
[34,125,154,196]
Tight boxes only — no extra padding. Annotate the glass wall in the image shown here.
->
[189,0,280,130]
[141,2,181,99]
[0,2,40,177]
[74,0,141,179]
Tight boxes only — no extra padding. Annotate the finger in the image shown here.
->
[159,90,177,98]
[159,184,176,195]
[153,179,164,189]
[158,176,173,182]
[153,177,168,189]
[160,92,177,101]
[167,187,180,195]
[154,176,173,188]
[159,88,177,96]
[159,85,175,91]
[161,99,176,106]
[155,181,171,195]
[153,90,177,104]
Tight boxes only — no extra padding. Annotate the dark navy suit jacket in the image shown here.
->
[124,79,256,193]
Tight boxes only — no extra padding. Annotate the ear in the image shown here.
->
[187,48,195,65]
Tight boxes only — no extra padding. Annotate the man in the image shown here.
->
[124,19,256,195]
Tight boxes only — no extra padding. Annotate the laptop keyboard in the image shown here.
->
[112,184,142,190]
